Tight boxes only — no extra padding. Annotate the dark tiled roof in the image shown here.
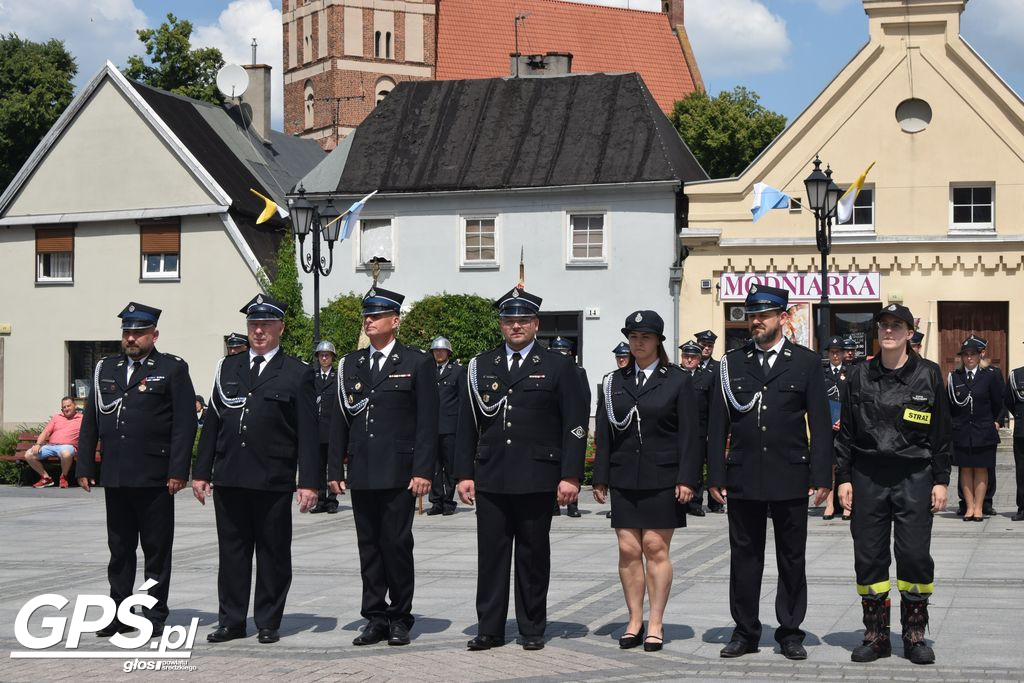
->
[127,79,324,270]
[334,73,706,195]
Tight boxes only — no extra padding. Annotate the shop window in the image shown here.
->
[36,226,74,283]
[462,216,497,267]
[950,184,994,232]
[68,340,121,399]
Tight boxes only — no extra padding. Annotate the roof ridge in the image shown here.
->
[533,0,665,17]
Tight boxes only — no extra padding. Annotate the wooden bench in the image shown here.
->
[1,431,101,486]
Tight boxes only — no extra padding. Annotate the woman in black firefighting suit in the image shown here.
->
[835,304,951,666]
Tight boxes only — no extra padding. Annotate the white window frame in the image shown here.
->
[141,252,180,280]
[356,215,396,270]
[950,183,995,233]
[835,184,875,233]
[565,211,608,267]
[459,214,499,269]
[36,251,73,283]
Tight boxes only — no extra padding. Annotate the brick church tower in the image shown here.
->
[282,0,437,150]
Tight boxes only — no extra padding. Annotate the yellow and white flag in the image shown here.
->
[836,161,875,224]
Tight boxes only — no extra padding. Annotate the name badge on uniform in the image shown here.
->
[903,408,931,425]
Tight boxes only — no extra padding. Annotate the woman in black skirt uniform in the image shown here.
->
[593,310,701,652]
[948,335,1005,521]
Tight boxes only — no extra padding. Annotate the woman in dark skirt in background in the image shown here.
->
[593,310,701,652]
[948,336,1005,521]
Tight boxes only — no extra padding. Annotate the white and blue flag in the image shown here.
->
[339,190,378,240]
[750,183,790,222]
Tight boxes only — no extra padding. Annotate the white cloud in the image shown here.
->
[192,0,283,129]
[686,0,791,78]
[0,0,146,80]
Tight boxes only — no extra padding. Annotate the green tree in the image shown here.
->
[319,293,365,354]
[400,294,502,362]
[123,14,224,105]
[258,235,314,358]
[670,86,787,179]
[0,34,77,193]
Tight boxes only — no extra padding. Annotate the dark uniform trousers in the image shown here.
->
[330,342,439,630]
[727,497,808,645]
[213,487,293,630]
[429,434,457,510]
[476,491,554,637]
[453,344,588,639]
[851,458,934,596]
[707,340,833,648]
[76,349,197,627]
[195,350,320,634]
[105,487,174,624]
[1016,437,1024,512]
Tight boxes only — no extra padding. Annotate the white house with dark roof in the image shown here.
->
[296,72,707,412]
[0,62,324,428]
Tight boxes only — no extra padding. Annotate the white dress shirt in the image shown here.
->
[505,340,536,371]
[249,346,280,375]
[756,337,786,370]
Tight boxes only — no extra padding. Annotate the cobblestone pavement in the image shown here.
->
[1,449,1022,682]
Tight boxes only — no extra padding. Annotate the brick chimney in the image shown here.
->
[664,0,684,27]
[242,63,272,140]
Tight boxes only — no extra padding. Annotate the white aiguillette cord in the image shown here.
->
[602,372,642,445]
[719,353,763,426]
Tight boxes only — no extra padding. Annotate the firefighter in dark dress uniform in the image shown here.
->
[823,335,849,520]
[194,294,320,645]
[224,332,249,356]
[428,335,464,516]
[551,336,590,518]
[835,303,951,665]
[1004,354,1024,521]
[949,335,1004,520]
[328,286,439,647]
[614,341,632,369]
[311,340,340,514]
[77,302,197,638]
[454,287,588,651]
[679,340,717,515]
[707,284,833,661]
[695,330,719,374]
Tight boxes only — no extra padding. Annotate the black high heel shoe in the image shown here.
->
[643,635,664,652]
[619,625,644,649]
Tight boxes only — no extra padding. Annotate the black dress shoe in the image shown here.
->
[720,640,758,658]
[618,625,644,649]
[841,514,851,521]
[710,506,725,514]
[567,509,582,518]
[957,503,967,516]
[521,635,545,650]
[258,628,279,644]
[207,626,246,642]
[781,641,807,660]
[96,622,134,637]
[973,516,984,522]
[149,622,164,638]
[426,507,444,516]
[326,502,339,514]
[443,507,456,516]
[689,507,706,517]
[983,505,996,517]
[352,621,389,646]
[388,622,411,646]
[1012,510,1024,521]
[643,635,663,652]
[822,514,835,521]
[309,502,328,514]
[467,635,505,650]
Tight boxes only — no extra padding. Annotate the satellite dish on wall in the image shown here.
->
[216,64,249,99]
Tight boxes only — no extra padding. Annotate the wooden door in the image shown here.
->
[937,302,1008,379]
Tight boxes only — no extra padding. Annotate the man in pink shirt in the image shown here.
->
[25,396,82,488]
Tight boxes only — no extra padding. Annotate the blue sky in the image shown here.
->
[2,0,1022,128]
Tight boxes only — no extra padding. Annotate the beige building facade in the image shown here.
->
[0,63,323,429]
[680,0,1024,379]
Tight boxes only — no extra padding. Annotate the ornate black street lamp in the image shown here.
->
[289,184,341,344]
[803,156,842,353]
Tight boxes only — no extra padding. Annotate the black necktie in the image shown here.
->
[967,371,975,385]
[250,355,265,385]
[636,371,646,391]
[128,360,142,384]
[510,352,522,373]
[762,350,776,376]
[371,351,384,380]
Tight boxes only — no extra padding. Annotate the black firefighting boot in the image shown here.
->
[851,595,891,662]
[900,598,935,665]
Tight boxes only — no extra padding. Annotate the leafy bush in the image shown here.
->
[400,293,502,361]
[258,235,314,359]
[318,293,366,354]
[0,425,45,485]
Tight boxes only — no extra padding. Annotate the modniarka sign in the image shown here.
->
[719,272,881,301]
